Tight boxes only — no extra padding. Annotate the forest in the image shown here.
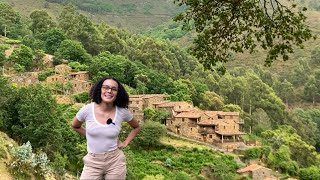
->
[0,0,320,179]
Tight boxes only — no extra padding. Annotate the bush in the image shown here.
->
[38,69,56,81]
[72,92,89,103]
[9,141,50,179]
[175,171,189,180]
[130,121,166,150]
[299,166,320,180]
[244,147,262,159]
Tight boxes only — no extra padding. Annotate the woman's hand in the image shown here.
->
[117,140,128,149]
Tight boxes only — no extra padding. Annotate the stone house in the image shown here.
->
[70,71,89,81]
[54,64,71,75]
[156,101,194,118]
[128,94,246,149]
[128,94,167,122]
[166,109,245,145]
[237,164,276,180]
[167,109,202,139]
[10,72,39,86]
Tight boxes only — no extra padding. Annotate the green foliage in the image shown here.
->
[55,39,92,64]
[244,147,262,160]
[299,166,320,180]
[311,46,320,64]
[9,85,64,158]
[29,10,56,35]
[262,126,320,167]
[199,91,224,110]
[9,141,50,179]
[273,79,294,105]
[130,121,167,150]
[174,0,313,71]
[72,92,89,103]
[68,61,88,71]
[142,174,165,180]
[9,44,34,71]
[12,63,25,72]
[222,104,241,112]
[89,52,138,86]
[4,39,21,44]
[250,108,272,135]
[175,171,190,180]
[144,20,188,40]
[286,108,320,147]
[125,146,239,179]
[267,145,299,175]
[41,28,67,54]
[37,68,56,81]
[0,3,29,39]
[169,79,194,102]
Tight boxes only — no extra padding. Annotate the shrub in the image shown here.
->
[72,92,89,103]
[244,147,262,159]
[9,141,50,179]
[299,166,320,180]
[130,121,167,150]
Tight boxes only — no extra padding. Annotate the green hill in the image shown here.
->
[0,0,183,33]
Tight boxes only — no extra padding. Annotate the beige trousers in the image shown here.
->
[80,148,126,180]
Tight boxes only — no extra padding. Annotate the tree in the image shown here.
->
[174,0,313,71]
[11,85,64,157]
[273,79,294,106]
[42,28,67,54]
[9,44,34,71]
[262,126,320,167]
[0,76,17,131]
[304,75,319,104]
[199,91,224,110]
[250,108,272,135]
[0,3,29,38]
[55,39,91,64]
[29,10,56,34]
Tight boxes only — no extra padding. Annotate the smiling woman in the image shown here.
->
[71,77,140,180]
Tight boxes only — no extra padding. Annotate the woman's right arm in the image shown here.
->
[71,116,86,136]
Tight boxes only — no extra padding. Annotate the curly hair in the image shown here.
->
[89,77,129,108]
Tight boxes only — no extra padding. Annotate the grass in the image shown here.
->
[160,135,212,150]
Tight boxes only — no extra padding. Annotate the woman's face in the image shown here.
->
[100,79,118,104]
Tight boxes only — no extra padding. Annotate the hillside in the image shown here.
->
[0,0,183,33]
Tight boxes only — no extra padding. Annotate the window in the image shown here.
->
[191,128,192,131]
[209,135,212,138]
[171,121,173,124]
[224,126,226,129]
[182,118,184,122]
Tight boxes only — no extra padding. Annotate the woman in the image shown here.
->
[71,77,140,180]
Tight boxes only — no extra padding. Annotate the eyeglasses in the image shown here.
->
[101,85,118,93]
[106,118,115,125]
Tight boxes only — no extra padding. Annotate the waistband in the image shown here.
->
[88,148,121,157]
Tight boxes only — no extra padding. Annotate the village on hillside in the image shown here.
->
[2,44,287,180]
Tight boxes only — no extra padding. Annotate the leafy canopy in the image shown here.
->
[174,0,314,72]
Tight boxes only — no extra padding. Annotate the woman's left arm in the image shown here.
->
[118,118,140,149]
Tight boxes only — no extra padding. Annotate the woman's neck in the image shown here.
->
[96,102,115,112]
